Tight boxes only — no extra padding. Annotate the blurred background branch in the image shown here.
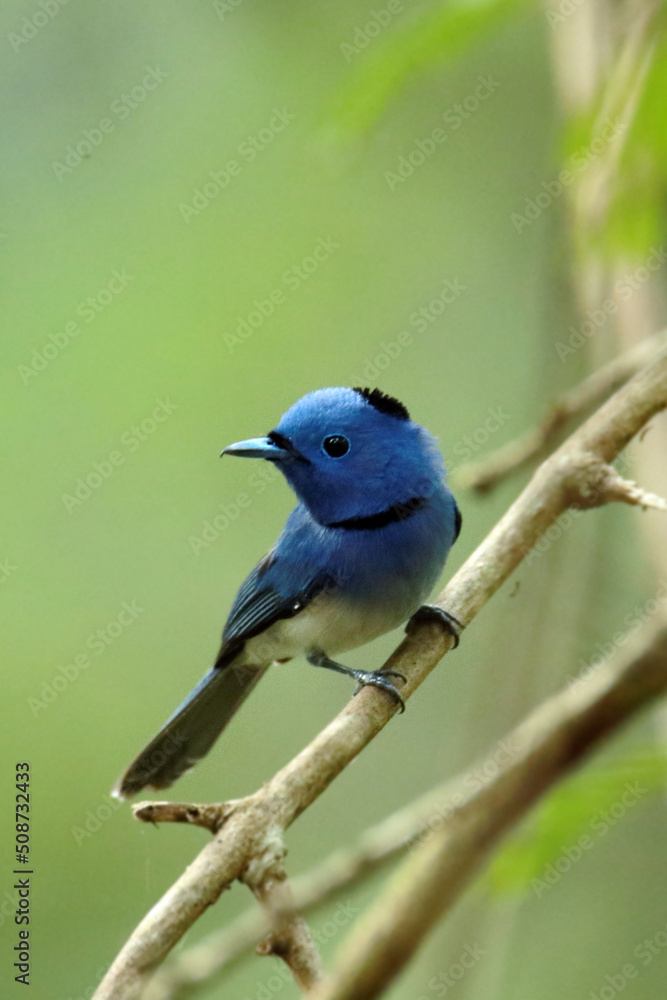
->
[456,328,667,492]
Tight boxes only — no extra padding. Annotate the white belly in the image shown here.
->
[240,590,413,666]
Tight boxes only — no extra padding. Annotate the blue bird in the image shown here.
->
[113,387,461,798]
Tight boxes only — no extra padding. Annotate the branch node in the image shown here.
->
[560,456,667,511]
[241,826,288,891]
[242,838,324,991]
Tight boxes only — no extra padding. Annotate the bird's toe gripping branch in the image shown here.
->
[406,604,464,648]
[306,651,406,712]
[350,669,407,712]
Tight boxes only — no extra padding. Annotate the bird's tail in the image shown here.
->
[112,659,267,799]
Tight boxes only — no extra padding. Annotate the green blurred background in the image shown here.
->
[2,0,667,998]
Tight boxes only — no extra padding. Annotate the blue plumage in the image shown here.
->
[113,387,461,798]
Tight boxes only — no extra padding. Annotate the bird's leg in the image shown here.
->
[406,604,463,648]
[307,651,406,712]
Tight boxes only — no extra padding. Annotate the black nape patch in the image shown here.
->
[454,502,462,542]
[352,387,410,421]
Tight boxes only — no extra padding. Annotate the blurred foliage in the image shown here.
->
[605,28,667,256]
[333,0,667,262]
[332,0,534,134]
[488,752,667,895]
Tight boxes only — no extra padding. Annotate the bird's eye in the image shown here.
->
[322,435,350,458]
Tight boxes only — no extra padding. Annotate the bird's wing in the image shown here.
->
[215,548,329,667]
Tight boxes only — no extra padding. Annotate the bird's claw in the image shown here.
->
[352,670,406,713]
[407,604,463,648]
[381,669,407,683]
[307,651,406,712]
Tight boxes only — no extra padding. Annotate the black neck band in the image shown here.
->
[325,496,426,531]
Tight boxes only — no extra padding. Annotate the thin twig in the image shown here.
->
[132,801,237,833]
[94,345,667,1000]
[246,851,324,992]
[456,331,667,493]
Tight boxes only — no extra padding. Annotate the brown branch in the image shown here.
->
[134,802,324,990]
[144,772,475,1000]
[93,344,667,1000]
[246,851,324,991]
[312,622,667,1000]
[456,330,667,494]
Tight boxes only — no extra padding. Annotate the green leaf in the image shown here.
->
[605,31,667,257]
[487,753,667,896]
[561,24,667,259]
[331,0,534,135]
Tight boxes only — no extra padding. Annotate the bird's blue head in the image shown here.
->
[222,387,448,526]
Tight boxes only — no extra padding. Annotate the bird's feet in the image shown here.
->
[406,604,463,648]
[350,669,406,712]
[307,651,406,712]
